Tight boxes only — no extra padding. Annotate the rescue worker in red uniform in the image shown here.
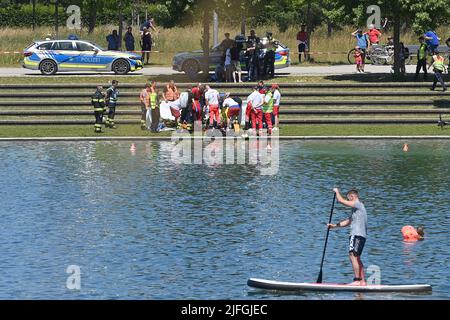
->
[191,83,203,126]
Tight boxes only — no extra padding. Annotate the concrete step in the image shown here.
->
[0,100,446,107]
[1,109,449,116]
[0,118,441,125]
[1,91,449,98]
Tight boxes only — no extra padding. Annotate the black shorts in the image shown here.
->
[349,235,366,257]
[298,43,307,52]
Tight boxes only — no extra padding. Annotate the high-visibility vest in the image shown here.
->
[262,92,274,113]
[107,86,119,104]
[433,55,445,71]
[418,43,427,60]
[150,91,158,109]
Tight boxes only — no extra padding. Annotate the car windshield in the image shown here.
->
[36,42,53,50]
[85,41,104,51]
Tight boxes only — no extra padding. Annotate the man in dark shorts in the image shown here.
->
[327,188,368,286]
[296,24,309,63]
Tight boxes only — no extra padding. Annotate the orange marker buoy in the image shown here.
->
[401,225,424,242]
[403,143,409,152]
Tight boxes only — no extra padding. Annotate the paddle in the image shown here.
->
[316,193,336,283]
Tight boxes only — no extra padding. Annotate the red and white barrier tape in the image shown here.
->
[0,50,349,55]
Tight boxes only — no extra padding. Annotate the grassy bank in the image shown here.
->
[0,124,448,138]
[1,24,449,66]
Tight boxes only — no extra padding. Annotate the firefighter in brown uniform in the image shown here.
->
[91,85,106,133]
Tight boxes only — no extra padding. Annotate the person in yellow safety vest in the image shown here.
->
[140,83,151,130]
[91,85,106,133]
[262,87,274,134]
[105,80,119,128]
[428,51,447,92]
[149,80,161,133]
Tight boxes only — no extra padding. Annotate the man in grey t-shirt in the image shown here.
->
[327,188,368,286]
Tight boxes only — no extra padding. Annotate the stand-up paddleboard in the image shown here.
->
[247,278,432,293]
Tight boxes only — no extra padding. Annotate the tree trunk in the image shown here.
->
[241,16,246,36]
[202,7,210,79]
[88,1,97,34]
[393,13,401,75]
[32,0,36,30]
[54,0,59,37]
[119,1,124,50]
[213,11,219,47]
[306,0,312,60]
[327,20,332,38]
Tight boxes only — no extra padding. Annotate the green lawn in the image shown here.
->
[0,124,448,138]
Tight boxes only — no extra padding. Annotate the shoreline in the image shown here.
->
[2,135,450,141]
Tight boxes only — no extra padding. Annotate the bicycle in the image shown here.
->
[347,44,412,65]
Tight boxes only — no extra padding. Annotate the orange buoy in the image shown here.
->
[401,225,424,242]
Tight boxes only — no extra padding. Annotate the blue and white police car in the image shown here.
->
[22,39,143,75]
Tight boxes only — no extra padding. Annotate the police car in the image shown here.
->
[22,39,143,75]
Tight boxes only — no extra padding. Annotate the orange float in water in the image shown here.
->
[402,225,423,242]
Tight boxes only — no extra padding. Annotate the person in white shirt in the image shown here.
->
[272,84,281,128]
[169,98,182,127]
[246,86,264,135]
[204,85,221,128]
[222,93,241,129]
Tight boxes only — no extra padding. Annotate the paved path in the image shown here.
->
[0,64,420,77]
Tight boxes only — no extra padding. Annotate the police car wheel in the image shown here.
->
[39,60,57,75]
[112,59,130,75]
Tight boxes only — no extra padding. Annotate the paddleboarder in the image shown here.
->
[327,188,368,286]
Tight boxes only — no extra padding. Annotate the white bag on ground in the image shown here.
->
[159,101,176,121]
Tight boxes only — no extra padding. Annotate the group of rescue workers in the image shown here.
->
[91,80,282,135]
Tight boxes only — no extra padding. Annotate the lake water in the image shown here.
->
[0,140,448,299]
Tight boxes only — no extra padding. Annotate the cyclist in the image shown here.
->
[351,29,369,69]
[424,30,440,53]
